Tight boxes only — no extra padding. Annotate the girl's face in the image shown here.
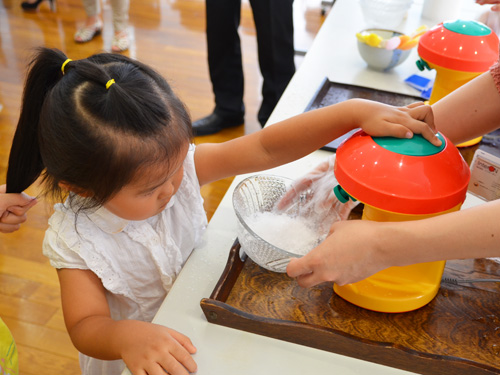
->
[103,145,188,221]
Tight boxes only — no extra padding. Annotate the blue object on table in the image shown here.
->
[421,86,432,100]
[404,74,433,100]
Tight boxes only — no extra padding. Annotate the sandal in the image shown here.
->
[111,30,130,52]
[74,19,103,43]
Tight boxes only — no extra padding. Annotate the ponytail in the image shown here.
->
[6,48,192,210]
[6,48,68,193]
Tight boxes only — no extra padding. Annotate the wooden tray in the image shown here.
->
[305,78,424,112]
[200,240,500,375]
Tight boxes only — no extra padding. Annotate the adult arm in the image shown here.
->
[287,200,500,287]
[432,72,500,144]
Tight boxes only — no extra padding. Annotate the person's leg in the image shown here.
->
[206,0,245,119]
[20,0,56,12]
[250,0,295,127]
[74,0,103,43]
[110,0,129,33]
[110,0,130,52]
[192,0,245,136]
[81,0,101,26]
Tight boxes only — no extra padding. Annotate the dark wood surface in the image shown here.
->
[200,240,500,375]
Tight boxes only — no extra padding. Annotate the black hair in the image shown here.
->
[6,48,192,211]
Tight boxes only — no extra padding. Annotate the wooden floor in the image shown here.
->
[0,0,325,373]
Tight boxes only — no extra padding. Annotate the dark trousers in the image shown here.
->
[206,0,295,126]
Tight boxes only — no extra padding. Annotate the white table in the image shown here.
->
[123,0,486,373]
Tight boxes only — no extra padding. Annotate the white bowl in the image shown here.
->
[360,0,413,28]
[357,29,412,71]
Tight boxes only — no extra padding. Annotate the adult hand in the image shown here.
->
[0,184,37,233]
[286,220,392,287]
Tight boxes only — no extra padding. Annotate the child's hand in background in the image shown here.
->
[476,0,500,11]
[119,320,197,375]
[477,1,500,36]
[0,184,37,233]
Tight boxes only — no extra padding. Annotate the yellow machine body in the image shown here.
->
[333,203,462,313]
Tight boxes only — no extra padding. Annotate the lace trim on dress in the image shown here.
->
[44,206,137,300]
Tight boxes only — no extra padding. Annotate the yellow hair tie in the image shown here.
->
[106,79,116,90]
[61,58,72,75]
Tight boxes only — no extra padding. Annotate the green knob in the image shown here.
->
[334,185,356,203]
[416,59,430,71]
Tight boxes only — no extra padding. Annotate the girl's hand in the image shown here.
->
[118,320,197,375]
[0,184,37,233]
[59,269,196,374]
[352,100,441,147]
[286,220,391,287]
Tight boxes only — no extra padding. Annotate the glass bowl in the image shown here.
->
[232,174,331,273]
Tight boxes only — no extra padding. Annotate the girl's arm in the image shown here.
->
[433,72,500,144]
[58,268,197,375]
[195,99,439,186]
[287,200,500,287]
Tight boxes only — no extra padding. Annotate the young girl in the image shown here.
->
[6,47,439,375]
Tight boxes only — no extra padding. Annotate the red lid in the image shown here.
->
[334,130,470,214]
[417,20,499,72]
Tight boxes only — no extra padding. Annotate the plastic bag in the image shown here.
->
[276,155,359,235]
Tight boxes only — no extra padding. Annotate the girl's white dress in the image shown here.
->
[43,145,207,375]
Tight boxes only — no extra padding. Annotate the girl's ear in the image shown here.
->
[58,182,93,198]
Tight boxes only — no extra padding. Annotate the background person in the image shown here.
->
[192,0,296,135]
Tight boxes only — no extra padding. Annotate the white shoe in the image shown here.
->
[74,19,103,43]
[111,30,130,52]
